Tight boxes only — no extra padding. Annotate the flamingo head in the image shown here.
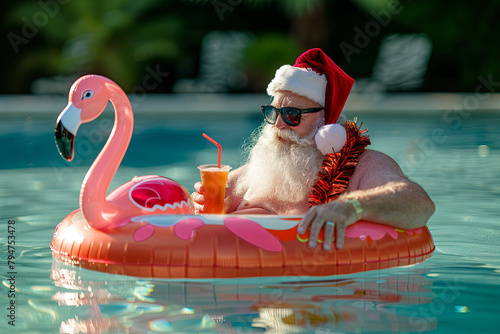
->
[55,75,117,161]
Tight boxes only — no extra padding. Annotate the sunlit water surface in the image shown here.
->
[1,109,499,333]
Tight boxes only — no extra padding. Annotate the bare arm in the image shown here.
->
[299,150,435,250]
[343,149,435,228]
[225,165,247,213]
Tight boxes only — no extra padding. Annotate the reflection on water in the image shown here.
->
[46,258,440,333]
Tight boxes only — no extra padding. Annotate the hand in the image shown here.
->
[191,182,232,215]
[298,200,358,251]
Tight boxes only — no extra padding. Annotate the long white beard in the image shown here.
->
[235,120,325,203]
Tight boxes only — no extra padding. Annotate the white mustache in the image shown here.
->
[272,123,323,146]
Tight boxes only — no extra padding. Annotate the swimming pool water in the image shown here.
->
[1,109,499,333]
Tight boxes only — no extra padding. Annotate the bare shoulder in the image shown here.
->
[357,150,405,174]
[348,149,407,190]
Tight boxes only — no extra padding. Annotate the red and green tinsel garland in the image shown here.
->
[309,121,371,206]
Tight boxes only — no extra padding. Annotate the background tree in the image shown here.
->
[1,0,498,93]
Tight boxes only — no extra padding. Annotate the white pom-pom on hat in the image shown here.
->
[315,124,347,155]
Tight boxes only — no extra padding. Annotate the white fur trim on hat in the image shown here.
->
[267,65,327,106]
[315,124,347,155]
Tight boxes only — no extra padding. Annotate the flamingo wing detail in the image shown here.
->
[129,178,191,212]
[224,217,283,252]
[345,222,399,241]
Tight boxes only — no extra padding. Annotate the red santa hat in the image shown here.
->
[266,48,354,125]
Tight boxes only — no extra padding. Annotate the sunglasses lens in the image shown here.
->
[263,106,278,124]
[262,106,302,126]
[284,108,300,125]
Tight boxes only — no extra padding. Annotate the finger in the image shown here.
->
[336,221,346,249]
[193,203,204,212]
[323,221,335,251]
[298,208,317,234]
[308,216,325,249]
[191,192,205,204]
[194,182,204,193]
[224,196,232,213]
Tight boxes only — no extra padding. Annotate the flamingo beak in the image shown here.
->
[54,102,82,162]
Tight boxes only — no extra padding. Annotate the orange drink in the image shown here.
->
[198,164,231,214]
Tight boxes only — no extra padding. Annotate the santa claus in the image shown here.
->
[192,48,434,251]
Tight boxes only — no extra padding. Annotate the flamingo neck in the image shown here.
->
[80,85,134,229]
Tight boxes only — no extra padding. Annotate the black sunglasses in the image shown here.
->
[261,105,324,127]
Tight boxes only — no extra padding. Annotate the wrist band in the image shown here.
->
[340,198,363,221]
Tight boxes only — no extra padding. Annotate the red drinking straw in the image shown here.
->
[202,133,221,168]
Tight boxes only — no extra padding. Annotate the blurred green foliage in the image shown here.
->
[186,0,324,16]
[243,33,302,92]
[0,0,498,93]
[3,0,186,92]
[351,0,500,91]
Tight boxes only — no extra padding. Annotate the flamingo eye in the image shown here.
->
[81,90,94,100]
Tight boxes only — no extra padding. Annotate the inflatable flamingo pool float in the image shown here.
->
[54,75,193,230]
[51,75,435,279]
